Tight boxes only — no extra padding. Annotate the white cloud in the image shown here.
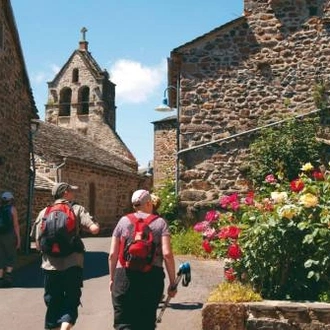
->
[31,63,60,85]
[109,59,167,104]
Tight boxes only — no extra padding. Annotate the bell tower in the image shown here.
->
[45,27,116,133]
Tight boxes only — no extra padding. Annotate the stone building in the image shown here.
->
[155,0,330,220]
[32,30,144,234]
[0,0,38,248]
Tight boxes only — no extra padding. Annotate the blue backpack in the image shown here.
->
[0,205,13,234]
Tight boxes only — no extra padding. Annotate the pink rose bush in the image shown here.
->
[194,163,330,301]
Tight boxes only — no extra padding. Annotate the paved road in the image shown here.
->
[1,237,223,329]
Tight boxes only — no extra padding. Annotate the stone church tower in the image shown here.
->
[45,28,136,169]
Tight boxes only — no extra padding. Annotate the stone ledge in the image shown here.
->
[202,301,330,330]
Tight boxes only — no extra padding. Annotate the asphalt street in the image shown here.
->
[1,237,223,329]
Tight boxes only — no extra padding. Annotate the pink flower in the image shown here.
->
[203,227,217,240]
[204,210,219,223]
[193,221,209,233]
[227,243,242,259]
[202,240,213,253]
[265,174,277,184]
[244,191,255,205]
[220,193,239,210]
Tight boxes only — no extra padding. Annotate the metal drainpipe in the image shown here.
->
[25,128,36,254]
[177,109,322,156]
[55,158,67,182]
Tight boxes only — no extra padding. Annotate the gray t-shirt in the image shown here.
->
[112,211,170,268]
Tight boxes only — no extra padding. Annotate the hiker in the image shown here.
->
[109,189,177,330]
[33,182,100,330]
[0,191,20,287]
[150,193,161,216]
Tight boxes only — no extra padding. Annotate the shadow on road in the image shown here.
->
[13,251,109,288]
[166,302,203,310]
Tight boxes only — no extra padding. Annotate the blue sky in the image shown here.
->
[11,0,243,169]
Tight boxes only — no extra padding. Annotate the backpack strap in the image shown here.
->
[126,213,158,225]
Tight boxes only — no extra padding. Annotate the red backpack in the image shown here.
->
[39,202,85,257]
[119,213,159,272]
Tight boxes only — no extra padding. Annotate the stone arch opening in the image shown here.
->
[78,86,90,115]
[59,87,72,116]
[72,68,79,83]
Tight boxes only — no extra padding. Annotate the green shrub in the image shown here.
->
[172,227,208,257]
[208,282,262,303]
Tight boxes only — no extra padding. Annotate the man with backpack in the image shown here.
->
[108,189,177,330]
[33,182,100,330]
[0,191,20,287]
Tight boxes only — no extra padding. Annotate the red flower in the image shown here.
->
[218,226,241,239]
[312,170,324,181]
[290,178,304,192]
[204,210,219,223]
[202,240,213,253]
[227,243,242,259]
[224,268,236,282]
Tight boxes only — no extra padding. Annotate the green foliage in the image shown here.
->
[171,228,208,257]
[193,163,330,301]
[153,179,178,224]
[247,118,323,184]
[313,81,329,111]
[208,282,262,303]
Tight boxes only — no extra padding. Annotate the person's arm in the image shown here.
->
[11,206,20,249]
[88,223,100,235]
[108,236,120,292]
[162,235,177,297]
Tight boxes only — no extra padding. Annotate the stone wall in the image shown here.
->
[202,301,330,330]
[153,117,177,188]
[161,0,330,221]
[0,0,37,242]
[32,158,141,234]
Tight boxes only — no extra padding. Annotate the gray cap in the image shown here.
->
[52,182,78,198]
[1,191,14,201]
[131,189,151,206]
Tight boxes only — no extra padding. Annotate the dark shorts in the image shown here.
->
[0,231,16,269]
[111,266,165,330]
[43,266,83,329]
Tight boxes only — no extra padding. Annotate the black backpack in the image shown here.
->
[0,205,13,234]
[39,202,85,257]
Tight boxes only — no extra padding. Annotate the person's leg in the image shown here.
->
[60,322,72,330]
[2,233,16,287]
[111,268,134,330]
[136,267,165,330]
[44,270,64,330]
[59,266,83,328]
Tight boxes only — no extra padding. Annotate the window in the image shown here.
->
[72,68,79,83]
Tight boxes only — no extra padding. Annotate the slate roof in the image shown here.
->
[33,120,137,174]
